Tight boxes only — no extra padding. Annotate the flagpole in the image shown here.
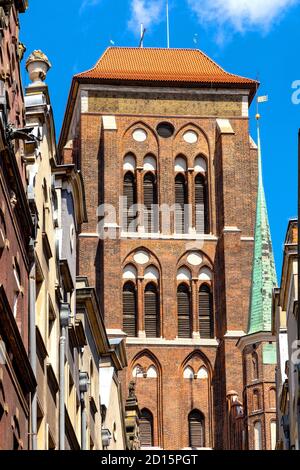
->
[166,0,170,48]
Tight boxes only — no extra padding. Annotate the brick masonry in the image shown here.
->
[62,84,259,450]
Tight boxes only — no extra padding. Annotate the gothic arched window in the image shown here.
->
[123,282,137,337]
[252,352,259,381]
[175,174,188,234]
[195,174,209,234]
[199,285,214,339]
[254,421,262,450]
[140,409,154,448]
[123,172,137,232]
[189,410,205,448]
[143,172,158,233]
[253,389,261,411]
[177,284,191,338]
[144,283,160,338]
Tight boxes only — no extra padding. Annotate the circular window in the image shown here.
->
[187,252,203,266]
[132,129,147,142]
[156,122,175,138]
[183,131,198,144]
[133,250,150,265]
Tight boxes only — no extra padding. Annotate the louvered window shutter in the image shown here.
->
[177,284,191,338]
[123,283,137,337]
[123,172,137,231]
[199,285,213,339]
[140,410,153,447]
[175,174,187,234]
[144,284,159,338]
[144,173,158,233]
[195,174,209,234]
[189,411,205,448]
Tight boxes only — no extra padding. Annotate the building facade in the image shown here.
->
[23,50,130,451]
[0,0,36,450]
[236,117,278,451]
[58,46,272,450]
[272,219,298,449]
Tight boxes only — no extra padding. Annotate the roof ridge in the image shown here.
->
[74,46,258,95]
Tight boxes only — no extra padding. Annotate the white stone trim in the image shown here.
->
[223,226,241,233]
[81,90,88,113]
[224,330,246,338]
[102,115,117,130]
[120,232,218,241]
[126,338,219,347]
[236,332,276,351]
[242,96,249,117]
[249,136,258,149]
[79,83,251,97]
[106,329,127,338]
[216,118,235,134]
[241,236,254,242]
[79,233,99,238]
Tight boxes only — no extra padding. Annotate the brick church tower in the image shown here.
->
[59,47,266,449]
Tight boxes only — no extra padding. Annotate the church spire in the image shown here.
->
[247,110,277,334]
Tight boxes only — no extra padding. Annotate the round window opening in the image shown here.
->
[156,122,175,138]
[133,129,147,142]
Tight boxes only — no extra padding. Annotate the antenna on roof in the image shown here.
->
[166,0,170,48]
[139,24,146,48]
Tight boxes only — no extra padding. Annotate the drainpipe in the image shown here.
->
[80,392,87,450]
[79,372,89,450]
[29,237,37,451]
[59,303,70,450]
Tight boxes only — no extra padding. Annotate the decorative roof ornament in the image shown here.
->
[26,50,51,85]
[248,98,277,334]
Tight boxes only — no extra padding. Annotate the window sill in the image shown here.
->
[120,232,218,241]
[126,337,219,347]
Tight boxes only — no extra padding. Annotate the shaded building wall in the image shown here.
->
[0,1,35,450]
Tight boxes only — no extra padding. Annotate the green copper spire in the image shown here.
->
[248,118,277,334]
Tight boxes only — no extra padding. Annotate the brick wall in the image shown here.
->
[64,85,258,450]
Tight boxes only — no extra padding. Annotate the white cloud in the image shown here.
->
[80,0,101,14]
[128,0,164,32]
[187,0,299,32]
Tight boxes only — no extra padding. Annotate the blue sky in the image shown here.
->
[20,0,299,278]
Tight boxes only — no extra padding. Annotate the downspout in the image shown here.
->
[59,303,70,450]
[29,236,37,450]
[79,371,89,450]
[80,392,87,450]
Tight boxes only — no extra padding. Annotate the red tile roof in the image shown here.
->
[75,47,257,90]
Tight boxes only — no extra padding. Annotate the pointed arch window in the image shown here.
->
[144,283,160,338]
[199,285,214,339]
[252,352,259,381]
[123,282,137,337]
[195,174,209,234]
[254,421,262,450]
[253,389,261,411]
[123,172,137,232]
[189,410,205,448]
[177,284,191,338]
[140,409,154,448]
[175,174,188,234]
[144,172,158,233]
